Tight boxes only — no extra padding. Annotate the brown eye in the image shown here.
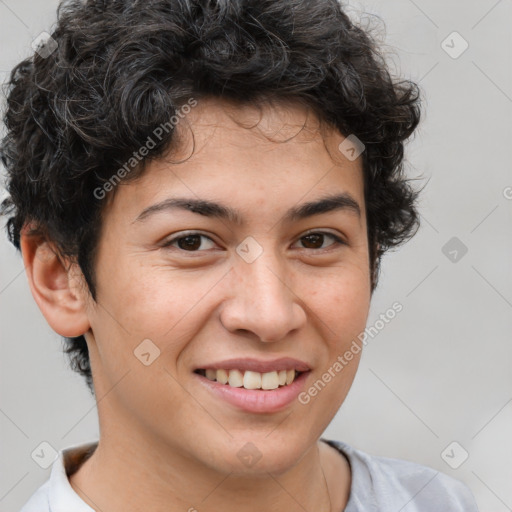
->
[177,235,202,251]
[163,232,217,252]
[295,232,345,250]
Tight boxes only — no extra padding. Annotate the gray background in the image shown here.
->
[1,1,511,511]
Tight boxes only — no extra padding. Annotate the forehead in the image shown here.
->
[104,96,365,225]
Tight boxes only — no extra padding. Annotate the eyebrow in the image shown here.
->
[133,192,361,225]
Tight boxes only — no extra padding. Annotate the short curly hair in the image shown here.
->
[1,0,421,395]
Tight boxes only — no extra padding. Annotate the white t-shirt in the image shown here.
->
[19,437,479,511]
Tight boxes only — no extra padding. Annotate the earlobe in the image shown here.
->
[20,226,91,338]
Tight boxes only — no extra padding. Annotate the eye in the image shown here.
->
[293,231,346,250]
[162,232,217,252]
[161,230,345,253]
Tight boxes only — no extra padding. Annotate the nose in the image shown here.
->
[219,254,307,342]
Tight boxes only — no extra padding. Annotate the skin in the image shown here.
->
[21,97,372,512]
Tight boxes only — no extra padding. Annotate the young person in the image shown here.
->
[1,0,479,510]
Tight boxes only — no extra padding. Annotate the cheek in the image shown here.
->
[92,260,226,362]
[299,270,369,416]
[309,263,371,344]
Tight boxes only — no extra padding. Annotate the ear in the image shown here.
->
[20,224,91,338]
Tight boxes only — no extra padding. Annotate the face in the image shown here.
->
[81,97,371,475]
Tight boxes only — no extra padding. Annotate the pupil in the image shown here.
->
[303,234,323,249]
[179,235,201,250]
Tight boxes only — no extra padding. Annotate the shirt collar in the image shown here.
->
[49,441,98,512]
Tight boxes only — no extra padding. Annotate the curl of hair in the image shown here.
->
[1,0,421,395]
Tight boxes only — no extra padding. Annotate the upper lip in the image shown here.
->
[196,357,311,373]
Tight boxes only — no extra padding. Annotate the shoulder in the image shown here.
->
[19,478,50,512]
[323,439,479,511]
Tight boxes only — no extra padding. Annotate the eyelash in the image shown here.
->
[161,230,346,253]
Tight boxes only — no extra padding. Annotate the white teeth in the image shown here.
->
[216,369,229,385]
[201,368,302,389]
[228,369,244,387]
[243,371,262,389]
[261,371,279,390]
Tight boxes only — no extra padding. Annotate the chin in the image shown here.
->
[203,431,312,476]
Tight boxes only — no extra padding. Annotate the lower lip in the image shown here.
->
[195,371,310,413]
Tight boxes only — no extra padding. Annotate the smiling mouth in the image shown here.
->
[194,368,307,390]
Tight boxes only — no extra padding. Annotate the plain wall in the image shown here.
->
[1,1,511,511]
